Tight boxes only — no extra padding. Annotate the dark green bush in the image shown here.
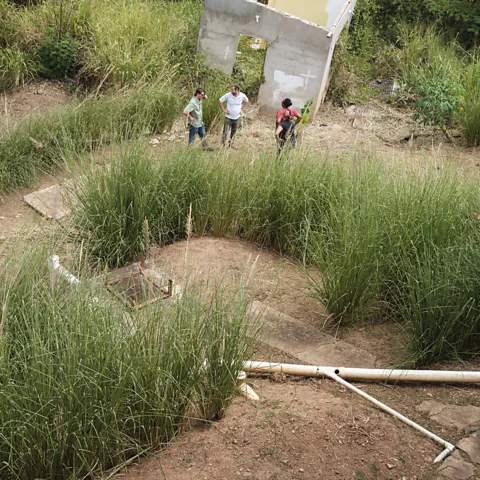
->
[37,31,78,79]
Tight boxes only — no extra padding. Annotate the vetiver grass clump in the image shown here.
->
[0,82,181,194]
[71,145,480,365]
[0,243,254,479]
[71,144,338,267]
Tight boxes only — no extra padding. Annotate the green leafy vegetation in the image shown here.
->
[37,30,78,79]
[232,35,267,102]
[413,77,463,133]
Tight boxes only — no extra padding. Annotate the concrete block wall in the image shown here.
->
[198,0,356,118]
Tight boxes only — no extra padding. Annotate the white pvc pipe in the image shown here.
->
[48,255,99,304]
[243,361,480,384]
[48,255,80,285]
[237,372,260,401]
[243,361,456,463]
[322,369,454,463]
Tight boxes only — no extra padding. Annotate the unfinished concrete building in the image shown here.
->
[197,0,357,118]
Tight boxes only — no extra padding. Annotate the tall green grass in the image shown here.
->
[71,145,480,365]
[71,145,337,267]
[79,0,202,86]
[397,24,466,89]
[0,46,37,91]
[1,0,203,87]
[389,244,480,365]
[0,243,255,479]
[0,82,181,194]
[462,59,480,146]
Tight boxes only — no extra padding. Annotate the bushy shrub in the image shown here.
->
[413,77,464,131]
[37,30,78,79]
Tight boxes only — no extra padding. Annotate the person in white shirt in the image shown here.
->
[219,84,249,147]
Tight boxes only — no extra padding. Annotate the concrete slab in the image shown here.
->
[249,301,333,354]
[438,450,475,480]
[417,401,480,430]
[250,300,377,368]
[297,342,377,368]
[458,433,480,464]
[23,184,69,220]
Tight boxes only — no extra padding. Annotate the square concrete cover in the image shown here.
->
[105,260,173,309]
[23,183,70,220]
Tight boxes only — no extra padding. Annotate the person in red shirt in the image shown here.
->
[275,98,302,127]
[275,109,296,156]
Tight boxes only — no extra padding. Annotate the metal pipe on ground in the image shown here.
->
[243,361,459,463]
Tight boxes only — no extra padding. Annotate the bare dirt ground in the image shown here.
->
[155,102,480,181]
[118,375,474,480]
[0,80,70,131]
[113,236,480,480]
[2,86,480,479]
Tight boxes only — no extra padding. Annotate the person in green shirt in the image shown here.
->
[183,87,213,150]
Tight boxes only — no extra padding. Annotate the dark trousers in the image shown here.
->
[188,123,206,144]
[222,117,240,146]
[277,134,297,156]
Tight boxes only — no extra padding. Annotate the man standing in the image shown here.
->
[219,84,248,147]
[275,98,302,127]
[183,87,213,150]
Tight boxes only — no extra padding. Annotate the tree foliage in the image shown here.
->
[425,0,480,44]
[351,0,480,48]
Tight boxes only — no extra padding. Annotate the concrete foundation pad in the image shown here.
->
[249,300,376,368]
[23,183,69,220]
[297,342,377,368]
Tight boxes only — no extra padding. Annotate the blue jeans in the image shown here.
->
[188,123,206,144]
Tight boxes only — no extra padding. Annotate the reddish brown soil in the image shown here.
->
[117,373,480,480]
